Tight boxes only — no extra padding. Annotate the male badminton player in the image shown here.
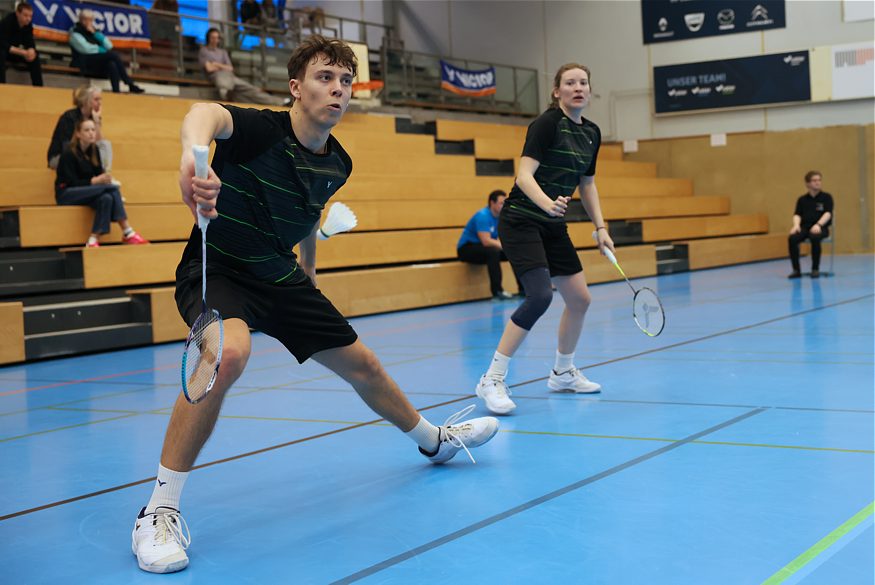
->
[474,63,615,415]
[132,36,499,574]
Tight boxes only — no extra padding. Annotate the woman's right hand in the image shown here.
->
[91,173,110,185]
[540,195,569,218]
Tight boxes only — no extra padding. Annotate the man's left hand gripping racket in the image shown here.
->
[181,145,224,404]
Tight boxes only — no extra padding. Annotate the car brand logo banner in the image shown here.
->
[642,0,785,44]
[653,51,810,114]
[440,61,496,97]
[32,0,151,49]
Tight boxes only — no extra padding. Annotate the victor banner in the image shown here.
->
[440,61,496,97]
[31,0,151,49]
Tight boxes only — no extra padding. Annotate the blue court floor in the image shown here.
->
[1,256,873,584]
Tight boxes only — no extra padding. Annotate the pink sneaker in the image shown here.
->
[123,232,149,245]
[86,240,100,248]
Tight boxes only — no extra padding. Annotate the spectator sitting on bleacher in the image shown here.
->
[69,9,144,94]
[199,27,289,106]
[0,1,43,87]
[262,0,279,28]
[47,85,112,170]
[457,189,515,301]
[240,0,262,25]
[55,118,148,248]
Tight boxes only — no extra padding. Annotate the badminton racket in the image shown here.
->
[592,231,665,337]
[181,145,224,403]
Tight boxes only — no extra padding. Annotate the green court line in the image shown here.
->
[505,429,875,455]
[761,501,874,584]
[633,356,873,366]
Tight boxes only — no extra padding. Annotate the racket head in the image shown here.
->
[632,287,665,337]
[181,309,224,403]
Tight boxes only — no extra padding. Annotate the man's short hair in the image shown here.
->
[286,35,357,82]
[205,27,220,44]
[16,1,32,13]
[488,189,507,205]
[805,170,822,183]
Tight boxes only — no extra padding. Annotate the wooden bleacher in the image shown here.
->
[0,84,788,363]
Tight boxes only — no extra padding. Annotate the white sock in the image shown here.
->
[485,351,511,379]
[554,351,575,373]
[86,235,98,246]
[123,226,135,237]
[145,464,189,513]
[405,416,441,453]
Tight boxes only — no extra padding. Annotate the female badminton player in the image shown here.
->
[474,63,615,415]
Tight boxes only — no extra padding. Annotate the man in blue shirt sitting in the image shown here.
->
[458,189,515,300]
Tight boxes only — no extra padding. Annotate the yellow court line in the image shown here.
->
[8,408,873,456]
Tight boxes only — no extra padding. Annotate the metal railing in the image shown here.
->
[381,47,539,116]
[2,0,392,93]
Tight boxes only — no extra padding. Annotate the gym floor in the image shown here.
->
[1,256,872,584]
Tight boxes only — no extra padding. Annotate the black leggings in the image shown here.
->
[788,226,829,272]
[78,51,134,93]
[458,243,505,295]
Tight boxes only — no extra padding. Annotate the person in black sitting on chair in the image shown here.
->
[788,170,833,279]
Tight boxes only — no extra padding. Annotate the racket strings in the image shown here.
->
[184,311,223,402]
[633,288,665,336]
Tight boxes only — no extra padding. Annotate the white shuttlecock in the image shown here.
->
[317,202,358,239]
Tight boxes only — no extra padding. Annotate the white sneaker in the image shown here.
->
[132,506,190,574]
[421,405,499,464]
[475,375,516,414]
[548,368,602,394]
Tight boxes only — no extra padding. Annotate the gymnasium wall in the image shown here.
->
[307,1,873,140]
[624,124,875,253]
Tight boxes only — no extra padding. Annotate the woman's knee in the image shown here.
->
[565,287,591,314]
[511,288,553,330]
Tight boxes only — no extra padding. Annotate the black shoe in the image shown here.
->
[492,291,514,301]
[810,270,820,279]
[787,271,801,279]
[129,84,145,94]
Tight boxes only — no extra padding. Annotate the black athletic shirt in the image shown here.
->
[506,108,601,223]
[794,192,833,228]
[177,105,352,286]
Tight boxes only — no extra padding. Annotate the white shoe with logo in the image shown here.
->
[475,375,516,414]
[132,506,190,573]
[548,368,602,394]
[421,405,499,464]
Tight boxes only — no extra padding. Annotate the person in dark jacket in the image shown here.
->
[55,118,148,247]
[47,85,112,169]
[68,9,144,93]
[0,1,43,86]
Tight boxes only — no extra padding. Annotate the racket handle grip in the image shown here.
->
[192,145,211,231]
[592,230,618,265]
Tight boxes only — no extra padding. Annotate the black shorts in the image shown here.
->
[498,211,583,278]
[175,270,358,364]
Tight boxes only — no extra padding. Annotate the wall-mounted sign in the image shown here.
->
[653,51,811,114]
[641,0,785,44]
